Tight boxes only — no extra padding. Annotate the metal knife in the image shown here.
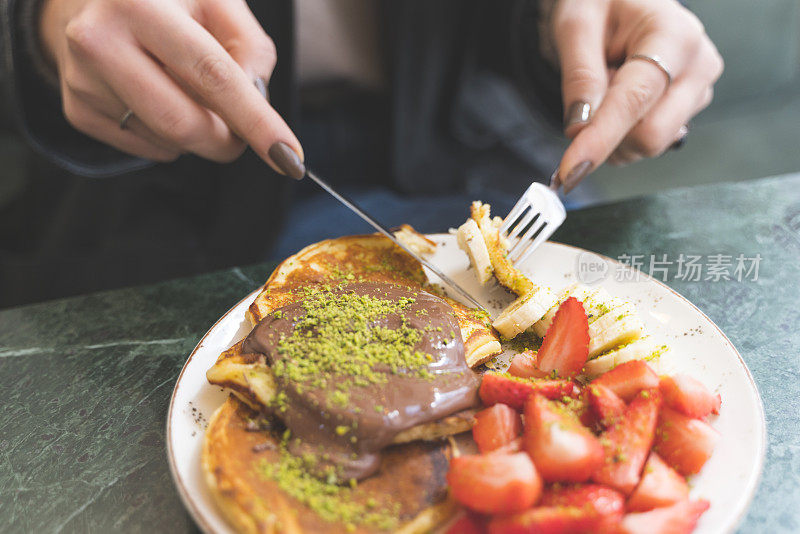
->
[306,170,488,313]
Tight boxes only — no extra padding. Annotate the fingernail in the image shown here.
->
[269,141,305,180]
[562,160,593,194]
[254,77,269,100]
[549,169,561,191]
[564,101,592,129]
[670,124,689,151]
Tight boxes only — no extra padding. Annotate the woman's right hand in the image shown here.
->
[39,0,303,174]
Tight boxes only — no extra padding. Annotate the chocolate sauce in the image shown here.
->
[242,281,480,481]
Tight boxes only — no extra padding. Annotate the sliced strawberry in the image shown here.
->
[446,513,486,534]
[621,499,710,534]
[627,452,689,512]
[472,403,522,453]
[654,407,719,476]
[479,373,581,410]
[592,388,661,494]
[487,506,600,534]
[508,350,549,379]
[587,383,627,428]
[541,483,625,531]
[537,297,590,378]
[494,437,523,454]
[447,452,542,514]
[660,374,721,419]
[524,393,604,483]
[592,360,659,402]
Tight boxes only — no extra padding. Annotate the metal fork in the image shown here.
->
[500,178,566,266]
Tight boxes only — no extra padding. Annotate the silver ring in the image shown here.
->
[119,109,134,130]
[628,53,672,86]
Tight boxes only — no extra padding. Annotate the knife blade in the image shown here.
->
[306,170,488,313]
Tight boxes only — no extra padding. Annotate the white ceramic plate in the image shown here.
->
[166,237,766,534]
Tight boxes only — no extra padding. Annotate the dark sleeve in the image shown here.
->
[0,0,151,177]
[385,0,565,195]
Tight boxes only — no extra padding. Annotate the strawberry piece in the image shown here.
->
[537,297,590,378]
[494,437,523,454]
[508,350,549,379]
[479,373,581,410]
[592,388,661,494]
[524,393,604,483]
[592,360,659,402]
[447,452,542,514]
[446,513,486,534]
[587,383,627,428]
[659,374,721,419]
[472,403,522,453]
[487,506,599,534]
[627,452,690,512]
[541,483,625,531]
[654,407,719,476]
[620,499,710,534]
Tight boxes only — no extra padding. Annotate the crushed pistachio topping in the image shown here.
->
[272,285,435,402]
[257,443,400,531]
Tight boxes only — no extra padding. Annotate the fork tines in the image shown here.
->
[500,183,567,266]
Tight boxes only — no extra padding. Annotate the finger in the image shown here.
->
[63,15,246,163]
[556,55,677,192]
[62,92,180,162]
[130,3,303,174]
[199,0,276,83]
[101,48,246,163]
[553,0,610,137]
[65,78,185,153]
[621,81,708,158]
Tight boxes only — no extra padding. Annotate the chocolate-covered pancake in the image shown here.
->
[203,231,498,532]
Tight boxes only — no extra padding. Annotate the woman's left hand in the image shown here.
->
[551,0,723,192]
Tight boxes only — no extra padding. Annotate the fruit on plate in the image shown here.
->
[592,360,660,402]
[540,483,626,531]
[654,407,720,475]
[456,218,494,285]
[508,350,548,379]
[588,301,645,358]
[472,403,522,454]
[660,374,722,419]
[536,297,590,378]
[627,452,690,512]
[533,283,616,337]
[587,383,627,428]
[524,393,604,482]
[584,335,666,378]
[592,388,662,494]
[620,499,710,534]
[447,452,542,514]
[492,286,558,339]
[479,373,580,410]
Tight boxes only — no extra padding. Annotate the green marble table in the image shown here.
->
[2,174,798,533]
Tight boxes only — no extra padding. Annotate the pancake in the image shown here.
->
[203,230,497,532]
[208,232,501,410]
[203,397,468,534]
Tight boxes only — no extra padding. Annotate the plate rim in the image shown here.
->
[166,286,261,534]
[165,238,767,534]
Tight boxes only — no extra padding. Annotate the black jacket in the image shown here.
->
[0,0,564,308]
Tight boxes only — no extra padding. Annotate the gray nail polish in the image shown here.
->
[564,101,592,129]
[562,160,593,194]
[549,169,561,191]
[269,142,306,180]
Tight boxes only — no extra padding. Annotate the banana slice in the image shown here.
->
[533,284,615,337]
[492,286,558,339]
[588,302,645,358]
[583,336,668,378]
[457,218,493,285]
